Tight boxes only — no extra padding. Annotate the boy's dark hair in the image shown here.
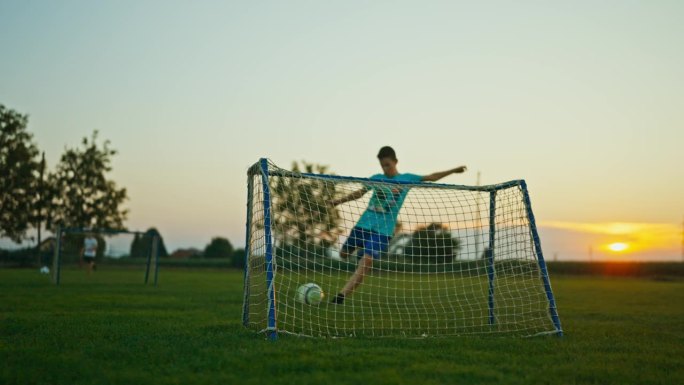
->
[377,146,397,160]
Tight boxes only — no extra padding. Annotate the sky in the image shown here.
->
[1,1,682,261]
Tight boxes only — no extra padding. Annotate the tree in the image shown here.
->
[403,223,462,264]
[270,161,341,253]
[204,237,233,258]
[0,105,41,243]
[46,131,128,230]
[130,228,169,258]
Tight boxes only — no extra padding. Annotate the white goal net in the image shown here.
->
[243,159,562,338]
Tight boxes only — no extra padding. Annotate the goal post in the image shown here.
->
[243,159,563,338]
[52,226,160,286]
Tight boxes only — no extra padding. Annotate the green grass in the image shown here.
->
[1,268,683,385]
[252,271,554,338]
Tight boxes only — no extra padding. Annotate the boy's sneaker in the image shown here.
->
[331,293,345,305]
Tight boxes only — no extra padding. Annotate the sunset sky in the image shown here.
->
[1,1,682,261]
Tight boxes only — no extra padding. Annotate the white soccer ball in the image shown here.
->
[39,266,50,274]
[296,283,324,305]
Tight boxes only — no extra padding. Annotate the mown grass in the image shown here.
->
[1,268,683,385]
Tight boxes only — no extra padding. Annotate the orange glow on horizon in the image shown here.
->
[539,221,680,260]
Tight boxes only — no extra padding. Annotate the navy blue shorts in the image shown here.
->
[341,227,391,260]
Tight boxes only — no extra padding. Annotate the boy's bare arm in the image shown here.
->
[330,187,369,206]
[422,166,467,182]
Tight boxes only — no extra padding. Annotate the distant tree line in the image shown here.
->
[139,234,243,266]
[129,232,244,269]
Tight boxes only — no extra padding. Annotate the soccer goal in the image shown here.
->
[243,159,562,339]
[52,227,160,286]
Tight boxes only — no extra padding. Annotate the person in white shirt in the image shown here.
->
[81,234,98,274]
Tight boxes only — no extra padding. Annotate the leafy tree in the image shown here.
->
[0,105,41,243]
[404,223,462,264]
[46,131,128,230]
[270,161,340,253]
[130,228,169,258]
[204,237,234,258]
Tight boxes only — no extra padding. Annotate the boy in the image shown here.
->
[81,233,98,274]
[329,146,467,304]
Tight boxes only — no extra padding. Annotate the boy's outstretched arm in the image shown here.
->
[422,166,467,182]
[330,187,369,206]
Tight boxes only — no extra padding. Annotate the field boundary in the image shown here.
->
[547,261,684,279]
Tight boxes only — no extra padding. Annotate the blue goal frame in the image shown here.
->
[242,158,563,339]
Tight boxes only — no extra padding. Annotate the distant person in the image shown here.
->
[81,234,98,274]
[329,146,467,304]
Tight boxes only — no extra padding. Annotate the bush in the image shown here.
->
[403,223,462,264]
[204,237,234,259]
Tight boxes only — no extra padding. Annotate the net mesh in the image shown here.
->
[244,160,560,338]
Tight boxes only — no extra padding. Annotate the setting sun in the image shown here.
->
[608,242,629,252]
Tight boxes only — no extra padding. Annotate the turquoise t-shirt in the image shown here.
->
[356,173,423,236]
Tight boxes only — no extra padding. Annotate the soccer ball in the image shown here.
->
[296,283,324,305]
[39,266,50,274]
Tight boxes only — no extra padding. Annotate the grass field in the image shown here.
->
[1,268,683,385]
